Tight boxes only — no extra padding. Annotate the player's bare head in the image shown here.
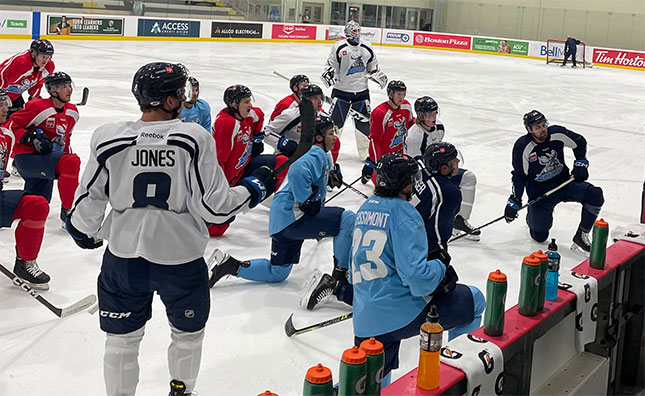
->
[314,115,337,152]
[523,110,549,142]
[424,142,459,176]
[300,84,324,111]
[386,80,406,104]
[0,88,11,122]
[45,72,73,103]
[224,85,253,118]
[30,39,54,67]
[132,62,189,118]
[414,96,438,127]
[345,20,361,43]
[375,153,420,200]
[290,74,309,95]
[187,76,199,103]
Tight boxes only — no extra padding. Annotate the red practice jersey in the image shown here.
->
[368,100,414,161]
[249,106,264,135]
[0,51,55,102]
[0,126,14,180]
[270,94,298,121]
[4,98,79,156]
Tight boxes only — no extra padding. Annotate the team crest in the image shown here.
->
[388,120,407,149]
[535,149,564,182]
[346,55,366,75]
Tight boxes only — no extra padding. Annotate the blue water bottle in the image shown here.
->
[545,238,561,301]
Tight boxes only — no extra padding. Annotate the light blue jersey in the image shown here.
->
[351,195,446,337]
[269,145,331,235]
[180,98,212,132]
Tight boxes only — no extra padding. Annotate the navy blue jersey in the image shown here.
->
[511,125,586,200]
[410,164,461,251]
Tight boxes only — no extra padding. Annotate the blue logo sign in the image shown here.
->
[138,19,200,37]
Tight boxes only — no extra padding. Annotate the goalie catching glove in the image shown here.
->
[321,66,335,88]
[370,69,388,89]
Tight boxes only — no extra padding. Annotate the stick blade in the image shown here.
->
[76,87,89,106]
[60,294,97,318]
[284,313,297,337]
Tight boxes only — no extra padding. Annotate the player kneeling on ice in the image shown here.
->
[0,89,51,290]
[405,96,480,240]
[305,153,484,384]
[209,115,354,287]
[65,62,276,396]
[505,110,604,253]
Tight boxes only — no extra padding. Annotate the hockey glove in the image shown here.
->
[251,134,265,156]
[327,163,343,189]
[504,195,521,223]
[20,129,52,155]
[361,158,376,184]
[321,66,335,88]
[427,249,457,296]
[52,136,65,152]
[370,69,388,89]
[572,159,589,181]
[240,166,277,208]
[277,137,298,157]
[428,248,451,267]
[300,185,322,216]
[65,216,103,249]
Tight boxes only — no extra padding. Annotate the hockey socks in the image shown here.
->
[237,259,292,283]
[55,153,80,209]
[13,194,49,261]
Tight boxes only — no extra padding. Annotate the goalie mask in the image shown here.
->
[344,20,361,42]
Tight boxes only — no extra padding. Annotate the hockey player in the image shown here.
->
[180,76,211,131]
[5,71,81,224]
[64,62,277,396]
[562,36,581,68]
[308,153,483,383]
[208,115,353,288]
[405,96,481,240]
[0,39,55,115]
[361,80,413,184]
[322,20,387,160]
[270,74,309,121]
[208,84,288,236]
[505,110,604,252]
[0,88,51,290]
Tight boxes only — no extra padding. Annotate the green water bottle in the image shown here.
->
[589,219,609,269]
[359,338,384,396]
[484,269,507,336]
[518,255,541,316]
[303,363,334,396]
[532,250,549,311]
[339,346,367,396]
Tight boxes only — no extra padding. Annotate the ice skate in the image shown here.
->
[14,257,50,291]
[571,229,591,254]
[208,249,248,288]
[169,379,198,395]
[60,206,70,229]
[452,215,481,241]
[301,269,337,310]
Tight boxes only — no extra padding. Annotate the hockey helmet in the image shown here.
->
[223,85,252,108]
[45,72,73,93]
[132,62,189,108]
[375,153,420,196]
[424,142,458,175]
[386,80,407,99]
[188,76,199,87]
[0,88,11,108]
[30,39,54,56]
[344,20,361,41]
[414,96,438,115]
[523,110,547,132]
[315,115,336,136]
[289,74,309,93]
[300,84,323,100]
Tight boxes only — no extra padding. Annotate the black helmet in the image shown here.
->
[289,74,309,93]
[423,142,458,174]
[45,72,72,92]
[300,84,323,100]
[523,110,547,132]
[132,62,188,108]
[386,80,406,98]
[223,85,252,108]
[188,76,199,87]
[0,88,11,107]
[315,115,335,136]
[414,96,438,115]
[375,153,419,196]
[30,39,54,56]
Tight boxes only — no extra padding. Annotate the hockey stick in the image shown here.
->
[75,87,89,106]
[285,312,353,337]
[325,176,362,204]
[343,180,369,199]
[272,97,315,176]
[0,263,97,318]
[449,176,575,243]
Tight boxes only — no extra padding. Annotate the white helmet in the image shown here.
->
[344,20,361,41]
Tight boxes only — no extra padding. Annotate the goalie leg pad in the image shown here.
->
[330,96,352,131]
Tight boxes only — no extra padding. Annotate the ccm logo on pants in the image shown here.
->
[100,311,132,319]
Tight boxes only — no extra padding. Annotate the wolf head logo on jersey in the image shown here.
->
[388,119,408,149]
[347,55,366,75]
[535,149,563,181]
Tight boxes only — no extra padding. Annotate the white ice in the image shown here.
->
[0,39,643,395]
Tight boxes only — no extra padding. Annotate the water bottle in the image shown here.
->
[359,338,384,396]
[339,346,367,396]
[532,250,549,311]
[484,269,507,336]
[303,363,334,396]
[417,305,443,390]
[545,239,561,301]
[589,219,609,269]
[518,255,541,316]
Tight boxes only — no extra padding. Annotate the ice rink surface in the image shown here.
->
[0,39,643,395]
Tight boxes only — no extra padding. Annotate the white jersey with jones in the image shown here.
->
[404,122,446,159]
[326,39,378,93]
[70,119,253,265]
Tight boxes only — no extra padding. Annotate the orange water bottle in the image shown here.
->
[417,305,443,390]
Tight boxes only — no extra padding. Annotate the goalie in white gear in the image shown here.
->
[322,20,385,159]
[65,62,277,396]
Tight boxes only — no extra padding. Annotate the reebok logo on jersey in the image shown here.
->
[140,131,165,139]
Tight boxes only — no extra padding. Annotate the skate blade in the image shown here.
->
[206,249,229,271]
[570,243,590,256]
[300,269,323,308]
[14,278,49,291]
[451,230,481,241]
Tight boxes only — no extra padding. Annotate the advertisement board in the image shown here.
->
[472,37,528,55]
[47,15,123,36]
[211,21,263,39]
[326,26,379,43]
[413,32,471,50]
[0,11,30,35]
[383,30,412,45]
[138,19,200,37]
[593,48,645,69]
[271,24,316,40]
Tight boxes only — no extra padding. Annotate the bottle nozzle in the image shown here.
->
[427,305,439,323]
[548,238,558,251]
